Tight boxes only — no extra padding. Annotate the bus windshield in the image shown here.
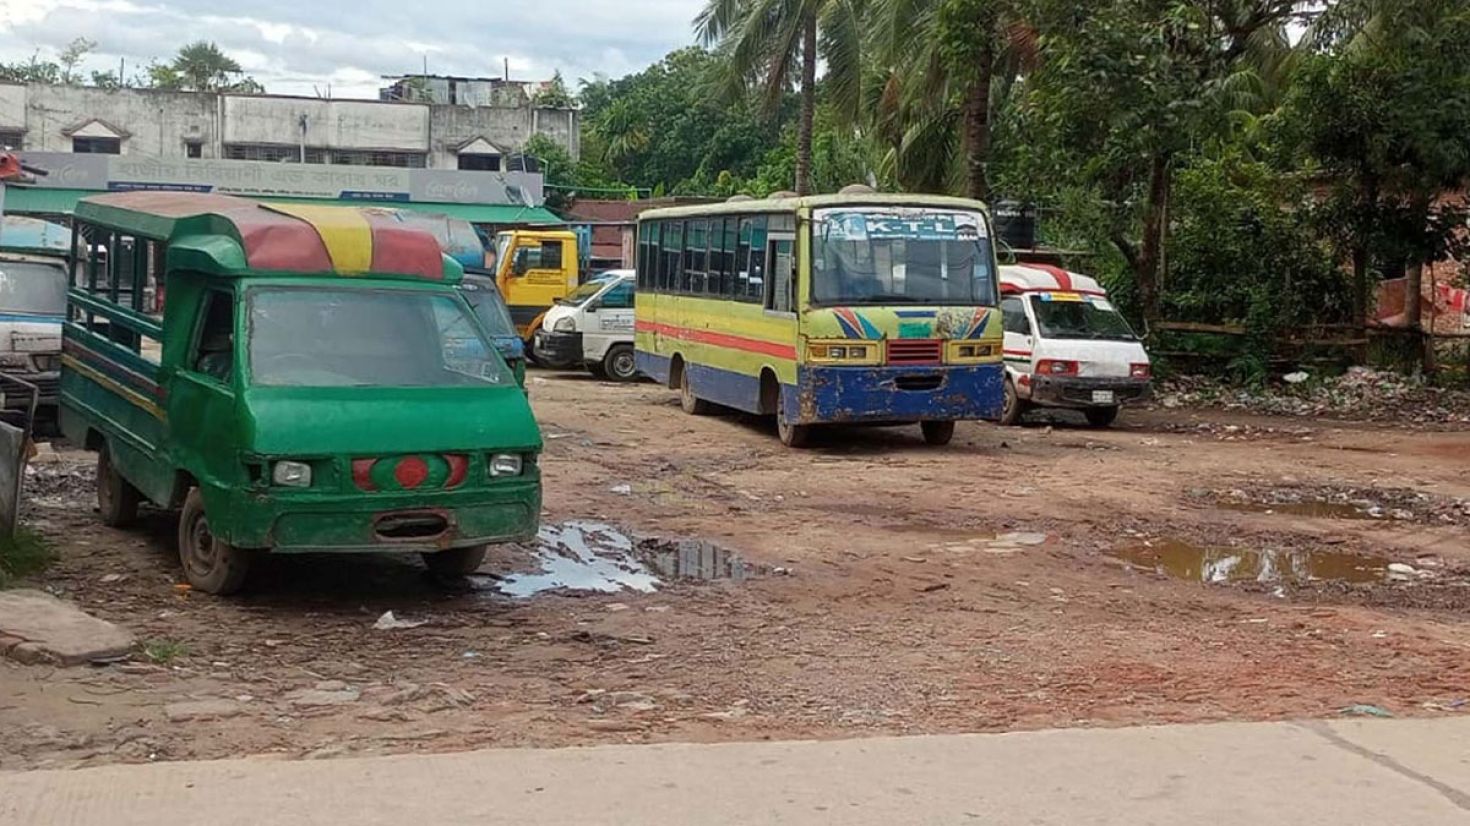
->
[1030,295,1137,341]
[811,208,996,306]
[0,259,68,316]
[248,287,514,388]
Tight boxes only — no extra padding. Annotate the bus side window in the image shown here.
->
[747,216,768,303]
[719,219,737,298]
[766,239,793,314]
[735,217,753,302]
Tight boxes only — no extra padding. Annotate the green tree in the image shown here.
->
[534,71,577,108]
[696,0,865,195]
[0,52,61,84]
[578,48,786,194]
[872,0,1034,199]
[58,37,96,84]
[147,42,264,93]
[1278,0,1470,340]
[1013,0,1302,323]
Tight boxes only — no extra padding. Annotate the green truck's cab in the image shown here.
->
[61,193,542,594]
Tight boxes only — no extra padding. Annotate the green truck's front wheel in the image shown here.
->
[178,489,254,595]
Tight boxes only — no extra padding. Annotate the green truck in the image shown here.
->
[61,192,542,594]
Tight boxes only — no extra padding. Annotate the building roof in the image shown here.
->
[74,192,461,282]
[5,187,561,228]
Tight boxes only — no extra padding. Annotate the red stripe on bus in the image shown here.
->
[636,321,797,360]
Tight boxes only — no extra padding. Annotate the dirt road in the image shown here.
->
[4,369,1470,770]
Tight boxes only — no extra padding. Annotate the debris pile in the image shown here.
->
[1157,367,1470,424]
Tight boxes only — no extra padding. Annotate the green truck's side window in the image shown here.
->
[192,290,235,384]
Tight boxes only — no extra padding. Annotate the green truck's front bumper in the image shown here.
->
[218,478,541,553]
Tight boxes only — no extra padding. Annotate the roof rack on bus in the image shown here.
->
[838,184,876,195]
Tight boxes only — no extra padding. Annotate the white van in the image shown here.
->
[998,264,1151,427]
[533,269,638,381]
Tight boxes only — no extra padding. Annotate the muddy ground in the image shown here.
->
[4,369,1470,770]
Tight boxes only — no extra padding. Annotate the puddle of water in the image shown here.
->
[493,521,759,598]
[640,537,764,582]
[1111,540,1390,585]
[1220,500,1382,520]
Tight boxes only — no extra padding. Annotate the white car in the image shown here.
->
[999,264,1151,427]
[532,270,638,381]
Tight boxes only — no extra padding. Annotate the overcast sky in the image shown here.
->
[0,0,707,97]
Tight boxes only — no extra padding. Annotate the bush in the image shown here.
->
[0,527,55,589]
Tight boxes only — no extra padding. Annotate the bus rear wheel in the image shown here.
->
[921,421,956,446]
[679,367,712,415]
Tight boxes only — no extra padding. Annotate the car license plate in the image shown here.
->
[1091,390,1115,404]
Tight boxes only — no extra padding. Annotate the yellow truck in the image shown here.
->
[492,229,580,343]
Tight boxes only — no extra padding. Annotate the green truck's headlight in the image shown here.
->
[272,460,313,487]
[489,454,523,477]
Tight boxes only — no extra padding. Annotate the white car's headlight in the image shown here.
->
[272,460,312,487]
[489,454,523,477]
[553,317,576,333]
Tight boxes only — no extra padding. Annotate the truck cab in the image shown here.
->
[493,229,579,342]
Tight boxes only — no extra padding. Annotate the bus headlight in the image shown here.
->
[947,342,998,364]
[807,340,879,365]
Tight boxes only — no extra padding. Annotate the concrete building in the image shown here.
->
[0,81,578,171]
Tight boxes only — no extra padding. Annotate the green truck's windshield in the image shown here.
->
[247,287,513,388]
[1030,296,1137,341]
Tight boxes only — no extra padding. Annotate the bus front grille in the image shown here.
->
[886,340,942,366]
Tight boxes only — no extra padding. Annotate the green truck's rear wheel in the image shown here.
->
[96,444,140,528]
[178,489,253,595]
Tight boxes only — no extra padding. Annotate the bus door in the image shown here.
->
[765,235,796,315]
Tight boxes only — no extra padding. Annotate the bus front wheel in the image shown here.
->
[777,415,811,448]
[921,421,956,446]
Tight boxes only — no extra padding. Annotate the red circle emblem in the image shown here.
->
[393,456,430,489]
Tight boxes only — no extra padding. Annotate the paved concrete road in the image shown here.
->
[4,718,1469,825]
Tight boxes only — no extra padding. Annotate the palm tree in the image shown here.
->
[695,0,865,195]
[871,0,1035,200]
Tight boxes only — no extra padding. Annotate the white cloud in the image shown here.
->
[0,0,705,98]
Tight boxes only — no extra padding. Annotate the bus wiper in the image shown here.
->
[865,293,919,303]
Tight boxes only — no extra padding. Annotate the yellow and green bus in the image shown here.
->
[634,189,1004,447]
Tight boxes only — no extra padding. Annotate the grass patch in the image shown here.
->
[0,527,55,589]
[142,639,190,664]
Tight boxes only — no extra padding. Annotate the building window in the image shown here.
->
[328,150,426,168]
[73,137,121,154]
[0,130,21,150]
[223,144,328,163]
[458,153,501,172]
[185,142,202,159]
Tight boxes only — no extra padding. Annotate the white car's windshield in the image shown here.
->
[1030,295,1137,341]
[248,287,513,388]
